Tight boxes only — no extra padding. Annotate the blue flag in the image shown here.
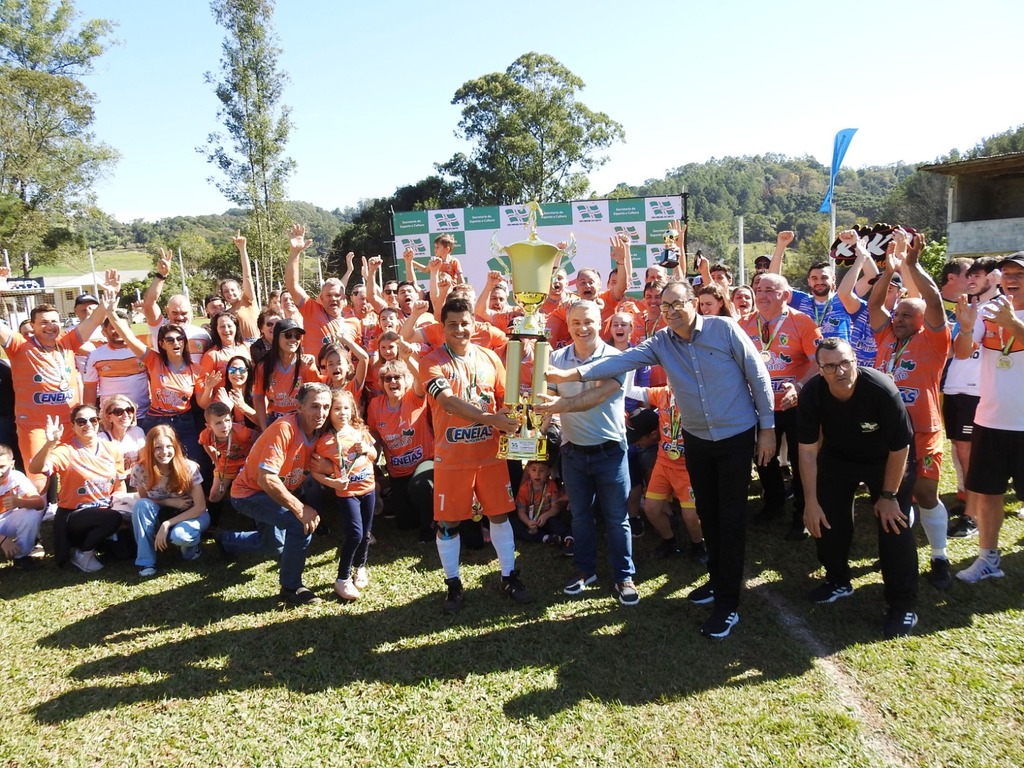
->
[818,128,857,213]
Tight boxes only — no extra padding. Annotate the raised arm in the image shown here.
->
[837,230,870,315]
[365,257,388,312]
[143,252,172,326]
[905,233,945,330]
[233,231,257,304]
[769,230,795,275]
[340,251,356,290]
[284,224,313,305]
[400,300,431,343]
[476,271,504,321]
[102,289,149,359]
[868,249,899,333]
[609,234,629,302]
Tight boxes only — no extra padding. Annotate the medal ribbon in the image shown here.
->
[885,337,912,376]
[756,311,788,355]
[443,343,477,399]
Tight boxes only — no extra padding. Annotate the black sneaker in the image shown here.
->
[947,515,978,538]
[442,577,464,614]
[563,571,597,595]
[628,516,646,538]
[687,582,715,605]
[928,557,953,590]
[689,540,709,565]
[701,609,739,639]
[883,609,918,639]
[13,556,42,571]
[561,536,575,557]
[807,580,854,603]
[501,570,534,604]
[652,537,682,558]
[279,586,320,605]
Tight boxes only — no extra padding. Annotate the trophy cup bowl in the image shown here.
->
[504,238,562,338]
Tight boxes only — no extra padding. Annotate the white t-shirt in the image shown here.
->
[972,305,1024,431]
[0,467,39,509]
[129,458,203,504]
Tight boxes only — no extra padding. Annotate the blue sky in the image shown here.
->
[79,0,1023,222]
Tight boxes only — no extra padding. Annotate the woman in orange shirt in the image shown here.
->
[200,310,250,380]
[253,319,321,430]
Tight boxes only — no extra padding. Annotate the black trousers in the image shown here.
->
[814,454,918,611]
[754,407,804,524]
[684,426,756,613]
[53,505,123,566]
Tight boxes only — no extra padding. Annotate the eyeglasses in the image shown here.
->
[108,407,135,417]
[820,359,855,374]
[659,301,690,314]
[162,335,184,344]
[227,365,247,374]
[74,416,100,427]
[382,374,404,383]
[383,288,398,295]
[282,330,303,340]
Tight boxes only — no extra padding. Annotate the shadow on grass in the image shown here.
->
[25,502,1024,725]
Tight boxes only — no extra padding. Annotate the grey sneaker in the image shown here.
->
[613,580,640,606]
[70,549,103,573]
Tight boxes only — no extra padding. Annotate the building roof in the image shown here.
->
[920,152,1024,177]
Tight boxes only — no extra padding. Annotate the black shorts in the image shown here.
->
[966,424,1024,495]
[942,393,979,442]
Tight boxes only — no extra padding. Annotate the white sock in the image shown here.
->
[919,503,948,559]
[436,535,461,579]
[981,547,1000,564]
[489,518,517,577]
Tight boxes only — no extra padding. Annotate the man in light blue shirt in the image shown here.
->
[546,281,775,639]
[537,300,638,607]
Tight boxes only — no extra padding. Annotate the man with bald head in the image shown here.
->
[868,231,951,590]
[284,224,353,356]
[142,251,212,357]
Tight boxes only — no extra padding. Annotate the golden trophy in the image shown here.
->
[491,202,570,461]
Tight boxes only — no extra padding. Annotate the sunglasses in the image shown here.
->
[74,416,100,427]
[282,330,303,340]
[383,289,398,295]
[227,365,247,374]
[108,407,135,417]
[162,335,184,344]
[382,374,404,383]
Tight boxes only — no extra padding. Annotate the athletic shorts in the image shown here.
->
[433,462,514,522]
[914,431,943,481]
[966,424,1024,495]
[942,393,979,442]
[645,458,695,507]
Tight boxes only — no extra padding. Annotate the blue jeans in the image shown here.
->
[336,491,375,580]
[226,492,312,591]
[132,498,210,568]
[560,441,634,583]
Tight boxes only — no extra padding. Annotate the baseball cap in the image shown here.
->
[868,272,904,288]
[998,251,1024,271]
[275,318,305,335]
[75,293,99,307]
[754,255,771,267]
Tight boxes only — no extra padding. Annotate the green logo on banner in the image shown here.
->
[646,199,679,220]
[465,206,500,230]
[504,206,530,226]
[394,211,428,234]
[646,221,678,243]
[609,198,646,222]
[431,211,461,232]
[613,225,642,243]
[574,203,604,222]
[397,236,430,259]
[538,203,571,226]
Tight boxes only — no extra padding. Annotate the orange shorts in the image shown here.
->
[645,458,695,508]
[19,425,71,492]
[915,431,943,481]
[434,463,514,522]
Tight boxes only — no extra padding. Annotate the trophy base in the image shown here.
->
[497,434,549,462]
[658,249,680,269]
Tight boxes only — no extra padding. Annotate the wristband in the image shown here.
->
[879,490,898,501]
[149,271,167,280]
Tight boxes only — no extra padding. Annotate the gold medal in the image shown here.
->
[997,355,1013,370]
[667,447,681,461]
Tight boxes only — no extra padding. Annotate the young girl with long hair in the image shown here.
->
[130,425,208,577]
[253,319,321,430]
[312,389,378,601]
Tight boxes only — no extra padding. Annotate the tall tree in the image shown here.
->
[0,0,117,272]
[201,0,293,301]
[437,52,624,206]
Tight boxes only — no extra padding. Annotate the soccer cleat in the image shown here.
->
[501,570,534,604]
[955,555,1004,584]
[807,580,854,604]
[442,577,464,614]
[928,558,953,590]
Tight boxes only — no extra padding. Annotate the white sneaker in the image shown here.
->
[956,555,1004,584]
[42,503,57,522]
[71,549,103,573]
[335,578,361,600]
[353,566,369,590]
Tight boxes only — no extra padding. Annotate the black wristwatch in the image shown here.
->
[879,490,898,501]
[149,271,167,280]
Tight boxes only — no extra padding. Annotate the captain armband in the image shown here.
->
[426,377,451,399]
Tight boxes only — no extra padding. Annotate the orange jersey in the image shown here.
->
[200,344,250,380]
[143,350,203,417]
[739,308,822,410]
[367,390,433,478]
[4,330,84,428]
[437,256,463,282]
[873,323,951,433]
[515,478,562,519]
[646,386,687,463]
[420,343,506,470]
[231,414,317,498]
[314,425,376,497]
[47,439,123,510]
[299,299,349,357]
[253,358,322,418]
[200,422,258,478]
[419,320,507,354]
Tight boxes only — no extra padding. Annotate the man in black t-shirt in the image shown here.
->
[798,338,919,639]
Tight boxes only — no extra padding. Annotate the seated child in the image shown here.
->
[512,459,572,552]
[0,443,44,569]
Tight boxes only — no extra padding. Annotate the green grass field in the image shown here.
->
[1,470,1022,767]
[29,250,152,278]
